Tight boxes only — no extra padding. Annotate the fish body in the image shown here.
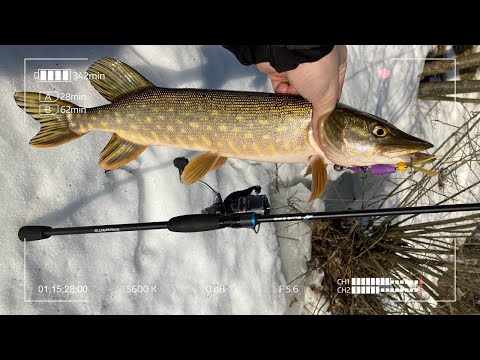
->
[71,88,315,164]
[15,57,434,201]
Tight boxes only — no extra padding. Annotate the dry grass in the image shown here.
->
[273,49,480,314]
[305,107,480,315]
[309,214,480,314]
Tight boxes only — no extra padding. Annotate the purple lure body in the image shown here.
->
[348,164,397,175]
[370,164,397,175]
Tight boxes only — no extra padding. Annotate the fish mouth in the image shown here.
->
[411,152,437,164]
[381,135,434,157]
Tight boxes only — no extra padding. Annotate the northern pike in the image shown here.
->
[14,57,434,201]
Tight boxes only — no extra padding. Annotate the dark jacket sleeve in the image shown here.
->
[222,45,334,73]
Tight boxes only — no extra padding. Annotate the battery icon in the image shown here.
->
[34,69,71,82]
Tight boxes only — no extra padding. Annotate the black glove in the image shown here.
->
[222,45,334,72]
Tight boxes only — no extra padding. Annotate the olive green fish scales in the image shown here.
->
[15,57,435,202]
[71,88,314,162]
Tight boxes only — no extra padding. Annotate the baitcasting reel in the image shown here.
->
[173,157,271,216]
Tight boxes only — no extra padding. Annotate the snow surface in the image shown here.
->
[1,45,444,315]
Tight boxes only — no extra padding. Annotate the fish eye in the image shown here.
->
[373,126,388,137]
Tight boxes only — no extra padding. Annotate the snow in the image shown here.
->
[1,45,283,314]
[2,45,463,315]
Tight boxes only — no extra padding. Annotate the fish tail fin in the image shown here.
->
[14,92,83,147]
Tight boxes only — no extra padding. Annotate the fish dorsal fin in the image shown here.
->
[87,57,155,102]
[181,152,228,185]
[99,134,147,170]
[308,156,328,202]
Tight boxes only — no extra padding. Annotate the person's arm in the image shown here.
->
[222,45,348,147]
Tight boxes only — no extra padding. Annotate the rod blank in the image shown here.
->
[257,203,480,223]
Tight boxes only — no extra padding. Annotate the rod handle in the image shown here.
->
[167,214,221,232]
[18,226,52,241]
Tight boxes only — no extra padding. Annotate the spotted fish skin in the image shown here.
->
[70,88,315,163]
[14,57,434,202]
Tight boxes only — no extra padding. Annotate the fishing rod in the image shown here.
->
[18,158,480,241]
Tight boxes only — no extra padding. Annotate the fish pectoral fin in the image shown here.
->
[181,152,225,185]
[308,156,328,203]
[209,156,228,173]
[303,164,312,177]
[99,134,147,170]
[87,57,155,102]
